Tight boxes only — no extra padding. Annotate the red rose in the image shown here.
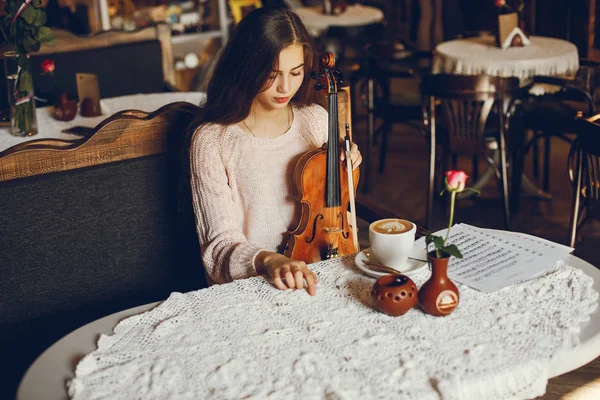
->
[445,170,469,192]
[495,0,506,7]
[41,59,55,73]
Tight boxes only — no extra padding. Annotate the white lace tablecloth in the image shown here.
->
[0,92,205,153]
[295,5,384,36]
[68,255,598,400]
[433,36,579,95]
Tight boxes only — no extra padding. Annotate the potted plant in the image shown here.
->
[1,0,54,136]
[419,170,479,316]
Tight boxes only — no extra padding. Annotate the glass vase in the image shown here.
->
[3,51,38,137]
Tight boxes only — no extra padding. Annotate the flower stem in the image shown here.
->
[444,191,457,246]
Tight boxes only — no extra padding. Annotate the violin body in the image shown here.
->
[283,51,360,264]
[284,148,359,263]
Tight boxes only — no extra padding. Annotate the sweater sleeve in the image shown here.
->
[189,124,264,284]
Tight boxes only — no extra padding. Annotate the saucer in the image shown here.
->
[354,247,427,279]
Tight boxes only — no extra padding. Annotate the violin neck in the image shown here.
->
[326,92,341,208]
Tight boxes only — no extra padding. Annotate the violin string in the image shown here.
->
[328,92,335,230]
[331,93,339,232]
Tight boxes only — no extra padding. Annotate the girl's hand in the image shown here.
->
[340,142,362,170]
[255,251,317,295]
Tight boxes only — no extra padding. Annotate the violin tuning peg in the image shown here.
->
[338,79,345,86]
[334,69,342,76]
[310,72,324,80]
[314,83,325,91]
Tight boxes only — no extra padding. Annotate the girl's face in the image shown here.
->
[254,44,305,112]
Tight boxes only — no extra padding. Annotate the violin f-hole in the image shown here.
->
[305,214,324,243]
[338,211,349,239]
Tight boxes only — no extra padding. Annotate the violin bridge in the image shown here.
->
[325,244,340,259]
[323,227,343,233]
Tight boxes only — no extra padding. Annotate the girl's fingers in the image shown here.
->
[350,143,361,167]
[352,152,362,169]
[272,269,287,290]
[294,270,304,290]
[269,260,317,295]
[340,143,362,169]
[284,270,296,288]
[304,272,317,296]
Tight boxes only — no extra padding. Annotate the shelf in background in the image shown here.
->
[172,30,225,45]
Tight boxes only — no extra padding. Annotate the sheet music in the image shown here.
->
[415,224,574,293]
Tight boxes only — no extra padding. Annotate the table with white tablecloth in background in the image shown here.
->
[0,92,205,154]
[433,35,580,83]
[17,253,600,400]
[295,5,384,37]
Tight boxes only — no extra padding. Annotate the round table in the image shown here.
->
[433,35,580,82]
[294,5,384,36]
[16,254,600,400]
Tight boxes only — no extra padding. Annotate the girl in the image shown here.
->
[188,7,362,296]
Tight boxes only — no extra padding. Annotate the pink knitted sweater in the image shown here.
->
[190,104,328,284]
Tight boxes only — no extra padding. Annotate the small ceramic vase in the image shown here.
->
[80,97,102,117]
[371,274,418,316]
[53,93,77,121]
[418,252,460,316]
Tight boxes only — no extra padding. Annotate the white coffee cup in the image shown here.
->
[369,218,416,269]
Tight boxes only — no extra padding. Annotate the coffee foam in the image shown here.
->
[372,219,412,234]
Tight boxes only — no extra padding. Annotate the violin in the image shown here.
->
[283,52,360,263]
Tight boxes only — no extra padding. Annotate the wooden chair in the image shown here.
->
[421,73,522,229]
[0,24,175,110]
[568,114,600,248]
[522,71,597,194]
[360,38,433,192]
[0,102,204,400]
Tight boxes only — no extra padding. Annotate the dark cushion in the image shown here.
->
[0,153,205,399]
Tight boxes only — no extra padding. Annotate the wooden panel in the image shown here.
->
[73,0,102,33]
[36,25,175,86]
[38,28,154,54]
[156,24,176,87]
[0,102,197,182]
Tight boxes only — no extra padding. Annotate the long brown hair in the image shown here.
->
[192,7,316,128]
[179,8,316,222]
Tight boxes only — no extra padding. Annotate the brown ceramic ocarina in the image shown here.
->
[371,274,418,316]
[80,97,102,117]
